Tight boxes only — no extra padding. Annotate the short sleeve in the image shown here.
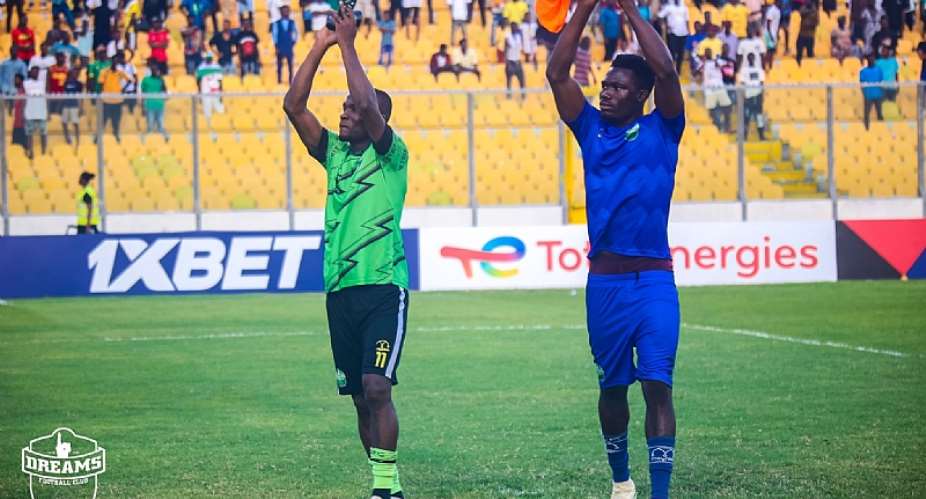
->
[377,127,408,171]
[565,101,600,149]
[655,107,686,144]
[308,129,335,167]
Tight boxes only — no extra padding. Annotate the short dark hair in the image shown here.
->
[375,89,392,123]
[610,54,656,95]
[579,36,591,50]
[918,41,926,53]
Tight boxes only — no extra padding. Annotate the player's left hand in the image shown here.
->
[333,5,358,46]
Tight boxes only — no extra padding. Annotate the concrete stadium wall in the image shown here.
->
[5,199,923,235]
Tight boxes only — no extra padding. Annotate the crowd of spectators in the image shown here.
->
[0,0,923,155]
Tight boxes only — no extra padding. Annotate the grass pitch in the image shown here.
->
[1,281,925,498]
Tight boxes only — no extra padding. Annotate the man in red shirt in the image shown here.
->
[147,17,170,74]
[12,15,35,62]
[47,51,69,116]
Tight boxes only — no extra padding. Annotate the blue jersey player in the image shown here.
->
[546,0,684,497]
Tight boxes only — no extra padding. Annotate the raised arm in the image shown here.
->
[617,0,683,117]
[545,0,597,122]
[333,6,386,142]
[283,28,337,152]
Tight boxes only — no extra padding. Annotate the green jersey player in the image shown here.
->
[284,7,409,499]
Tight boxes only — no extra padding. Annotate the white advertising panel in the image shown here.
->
[419,222,837,290]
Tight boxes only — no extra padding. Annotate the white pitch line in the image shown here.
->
[682,323,912,358]
[102,331,320,342]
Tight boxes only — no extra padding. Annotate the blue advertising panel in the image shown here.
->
[0,230,420,298]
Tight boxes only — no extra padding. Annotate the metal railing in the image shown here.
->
[2,82,924,235]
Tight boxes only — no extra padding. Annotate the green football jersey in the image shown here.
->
[314,129,409,293]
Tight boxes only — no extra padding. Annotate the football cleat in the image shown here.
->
[611,479,637,499]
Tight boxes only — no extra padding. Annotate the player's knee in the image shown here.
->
[361,375,392,407]
[600,385,629,405]
[641,380,673,406]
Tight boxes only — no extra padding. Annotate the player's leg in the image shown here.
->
[326,290,369,454]
[633,272,680,499]
[359,285,409,499]
[586,274,638,497]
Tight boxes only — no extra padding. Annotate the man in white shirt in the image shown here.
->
[504,22,525,100]
[658,0,689,72]
[23,66,48,158]
[736,25,766,68]
[451,37,481,80]
[307,0,333,33]
[267,0,289,23]
[700,47,732,133]
[28,43,56,85]
[196,53,225,120]
[738,52,766,139]
[449,0,471,45]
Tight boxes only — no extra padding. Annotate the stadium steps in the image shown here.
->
[747,141,826,198]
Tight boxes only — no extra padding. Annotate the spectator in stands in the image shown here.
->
[181,0,209,31]
[86,46,110,93]
[98,54,131,142]
[12,15,35,62]
[449,0,470,46]
[6,0,25,34]
[141,62,169,140]
[47,51,68,116]
[830,16,854,64]
[236,18,261,76]
[147,17,170,75]
[737,24,765,68]
[143,0,170,25]
[573,35,595,88]
[90,0,115,50]
[23,66,47,158]
[860,55,883,130]
[522,12,538,70]
[875,44,898,102]
[210,20,238,74]
[11,75,27,150]
[45,18,70,47]
[239,0,255,24]
[695,23,722,69]
[105,26,127,59]
[685,20,705,65]
[51,0,76,29]
[118,51,139,115]
[197,52,225,120]
[61,67,82,144]
[599,1,621,61]
[718,20,738,60]
[658,0,689,73]
[739,52,766,140]
[1,47,28,108]
[700,48,732,132]
[75,18,92,65]
[29,42,55,85]
[795,0,818,65]
[76,171,99,234]
[720,0,749,38]
[357,0,377,36]
[182,14,205,75]
[489,0,504,46]
[452,38,481,80]
[468,0,486,27]
[378,10,396,67]
[402,0,422,41]
[429,43,457,80]
[302,0,332,38]
[870,16,897,53]
[504,22,525,100]
[272,5,298,83]
[883,0,902,37]
[503,0,528,26]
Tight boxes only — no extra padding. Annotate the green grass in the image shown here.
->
[1,281,925,498]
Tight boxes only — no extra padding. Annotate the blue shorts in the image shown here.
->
[586,271,680,389]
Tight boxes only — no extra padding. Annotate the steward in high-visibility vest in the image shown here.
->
[76,171,100,234]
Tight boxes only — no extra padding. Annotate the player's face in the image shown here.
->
[600,68,645,123]
[339,96,367,142]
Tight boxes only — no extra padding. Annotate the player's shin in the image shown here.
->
[647,436,674,499]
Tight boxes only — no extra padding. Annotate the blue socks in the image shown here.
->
[647,436,675,499]
[603,433,630,482]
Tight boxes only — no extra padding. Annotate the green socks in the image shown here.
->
[391,465,403,496]
[369,448,398,493]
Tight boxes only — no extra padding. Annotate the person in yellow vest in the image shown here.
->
[76,171,100,234]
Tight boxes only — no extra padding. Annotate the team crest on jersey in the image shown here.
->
[625,123,640,142]
[374,340,391,369]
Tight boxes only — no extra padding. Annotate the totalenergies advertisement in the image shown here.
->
[419,222,838,290]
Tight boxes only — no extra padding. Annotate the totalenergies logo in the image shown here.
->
[440,236,526,278]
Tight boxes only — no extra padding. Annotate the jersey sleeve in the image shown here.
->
[308,129,338,169]
[374,127,408,171]
[565,101,600,150]
[654,108,686,144]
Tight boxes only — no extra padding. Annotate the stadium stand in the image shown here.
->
[2,0,922,218]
